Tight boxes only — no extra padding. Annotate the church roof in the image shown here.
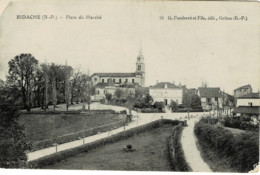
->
[92,73,136,77]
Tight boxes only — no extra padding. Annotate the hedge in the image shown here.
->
[194,121,259,172]
[28,119,183,168]
[20,109,118,115]
[172,108,204,113]
[168,124,191,171]
[31,119,126,151]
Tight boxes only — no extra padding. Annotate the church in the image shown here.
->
[91,50,145,100]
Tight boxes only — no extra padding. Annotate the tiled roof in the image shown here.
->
[233,106,260,115]
[238,92,260,99]
[95,82,109,88]
[92,73,136,77]
[198,87,221,98]
[234,84,251,91]
[150,82,181,89]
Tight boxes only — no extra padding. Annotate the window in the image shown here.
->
[207,98,211,103]
[125,79,128,83]
[107,79,109,83]
[113,79,115,83]
[138,65,141,71]
[248,102,253,106]
[215,97,218,101]
[132,79,135,83]
[102,79,104,83]
[119,79,121,83]
[94,78,97,81]
[97,90,99,94]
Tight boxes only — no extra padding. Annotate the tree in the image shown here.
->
[0,105,31,168]
[114,88,123,100]
[170,100,178,111]
[182,91,193,117]
[190,94,201,109]
[7,53,38,111]
[144,93,153,105]
[105,93,112,102]
[64,62,72,111]
[125,93,136,115]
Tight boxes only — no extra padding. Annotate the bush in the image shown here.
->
[28,119,183,168]
[168,124,191,171]
[194,121,259,172]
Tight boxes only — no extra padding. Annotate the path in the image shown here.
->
[181,118,212,172]
[27,102,211,170]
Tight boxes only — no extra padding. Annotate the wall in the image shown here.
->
[149,88,183,105]
[237,99,260,107]
[201,97,223,110]
[92,75,142,86]
[234,87,252,98]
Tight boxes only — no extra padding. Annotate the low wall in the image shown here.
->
[28,119,184,168]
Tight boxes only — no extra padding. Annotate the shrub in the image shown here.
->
[194,121,259,172]
[168,124,191,171]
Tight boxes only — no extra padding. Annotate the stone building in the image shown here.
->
[198,87,222,111]
[234,84,252,98]
[91,50,145,100]
[91,50,145,87]
[149,82,183,106]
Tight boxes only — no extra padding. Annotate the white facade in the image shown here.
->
[237,99,260,107]
[149,87,183,105]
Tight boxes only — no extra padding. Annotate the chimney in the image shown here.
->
[156,80,159,84]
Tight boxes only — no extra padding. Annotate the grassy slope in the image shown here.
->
[44,125,174,171]
[19,113,124,143]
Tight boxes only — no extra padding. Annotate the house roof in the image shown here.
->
[95,82,109,88]
[150,82,181,89]
[238,92,260,99]
[232,106,260,115]
[234,84,251,91]
[198,87,221,98]
[92,73,136,77]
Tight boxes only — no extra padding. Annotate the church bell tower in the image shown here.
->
[136,48,145,86]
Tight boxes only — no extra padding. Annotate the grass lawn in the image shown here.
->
[19,113,124,143]
[44,125,174,171]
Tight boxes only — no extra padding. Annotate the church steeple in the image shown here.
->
[136,48,145,86]
[136,48,145,73]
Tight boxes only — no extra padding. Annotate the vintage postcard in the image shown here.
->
[0,0,259,174]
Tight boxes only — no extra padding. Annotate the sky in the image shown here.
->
[0,0,260,94]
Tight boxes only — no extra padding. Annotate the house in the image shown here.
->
[149,82,183,106]
[234,84,252,98]
[198,87,222,111]
[232,92,260,119]
[91,49,145,87]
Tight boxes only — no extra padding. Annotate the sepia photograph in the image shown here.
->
[0,0,259,174]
